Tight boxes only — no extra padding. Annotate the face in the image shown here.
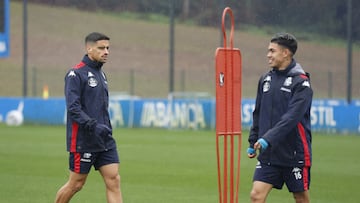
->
[86,40,110,63]
[266,42,290,70]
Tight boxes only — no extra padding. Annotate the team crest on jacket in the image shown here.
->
[284,77,292,86]
[263,82,270,92]
[87,72,98,87]
[263,75,271,92]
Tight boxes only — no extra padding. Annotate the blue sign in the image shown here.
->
[0,97,359,134]
[0,0,10,58]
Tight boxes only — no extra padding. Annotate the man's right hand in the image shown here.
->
[84,119,97,132]
[95,124,112,136]
[247,147,257,158]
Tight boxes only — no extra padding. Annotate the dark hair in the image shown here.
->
[85,32,110,44]
[271,32,297,55]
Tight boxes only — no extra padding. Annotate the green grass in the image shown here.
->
[0,124,359,202]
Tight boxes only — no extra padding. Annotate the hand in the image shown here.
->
[84,119,97,132]
[247,147,257,158]
[95,124,112,136]
[254,138,268,151]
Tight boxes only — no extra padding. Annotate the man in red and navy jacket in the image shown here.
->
[247,33,313,203]
[65,53,116,153]
[55,32,123,203]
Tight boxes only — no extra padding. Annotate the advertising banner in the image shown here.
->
[0,97,359,134]
[0,0,10,58]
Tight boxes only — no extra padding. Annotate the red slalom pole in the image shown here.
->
[215,7,242,203]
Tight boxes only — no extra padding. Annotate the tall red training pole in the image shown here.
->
[215,7,242,203]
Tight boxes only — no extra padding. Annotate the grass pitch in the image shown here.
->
[0,124,359,203]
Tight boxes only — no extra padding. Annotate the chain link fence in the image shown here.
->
[28,65,360,100]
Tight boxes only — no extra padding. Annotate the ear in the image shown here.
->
[86,41,97,53]
[86,44,92,54]
[282,47,292,58]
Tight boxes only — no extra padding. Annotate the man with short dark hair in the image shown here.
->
[55,32,123,203]
[247,33,313,203]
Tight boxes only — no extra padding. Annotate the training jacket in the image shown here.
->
[64,55,116,153]
[248,59,313,167]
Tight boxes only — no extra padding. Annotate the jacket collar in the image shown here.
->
[273,59,295,73]
[82,55,103,70]
[272,59,305,76]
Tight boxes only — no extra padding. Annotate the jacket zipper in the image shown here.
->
[97,69,108,151]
